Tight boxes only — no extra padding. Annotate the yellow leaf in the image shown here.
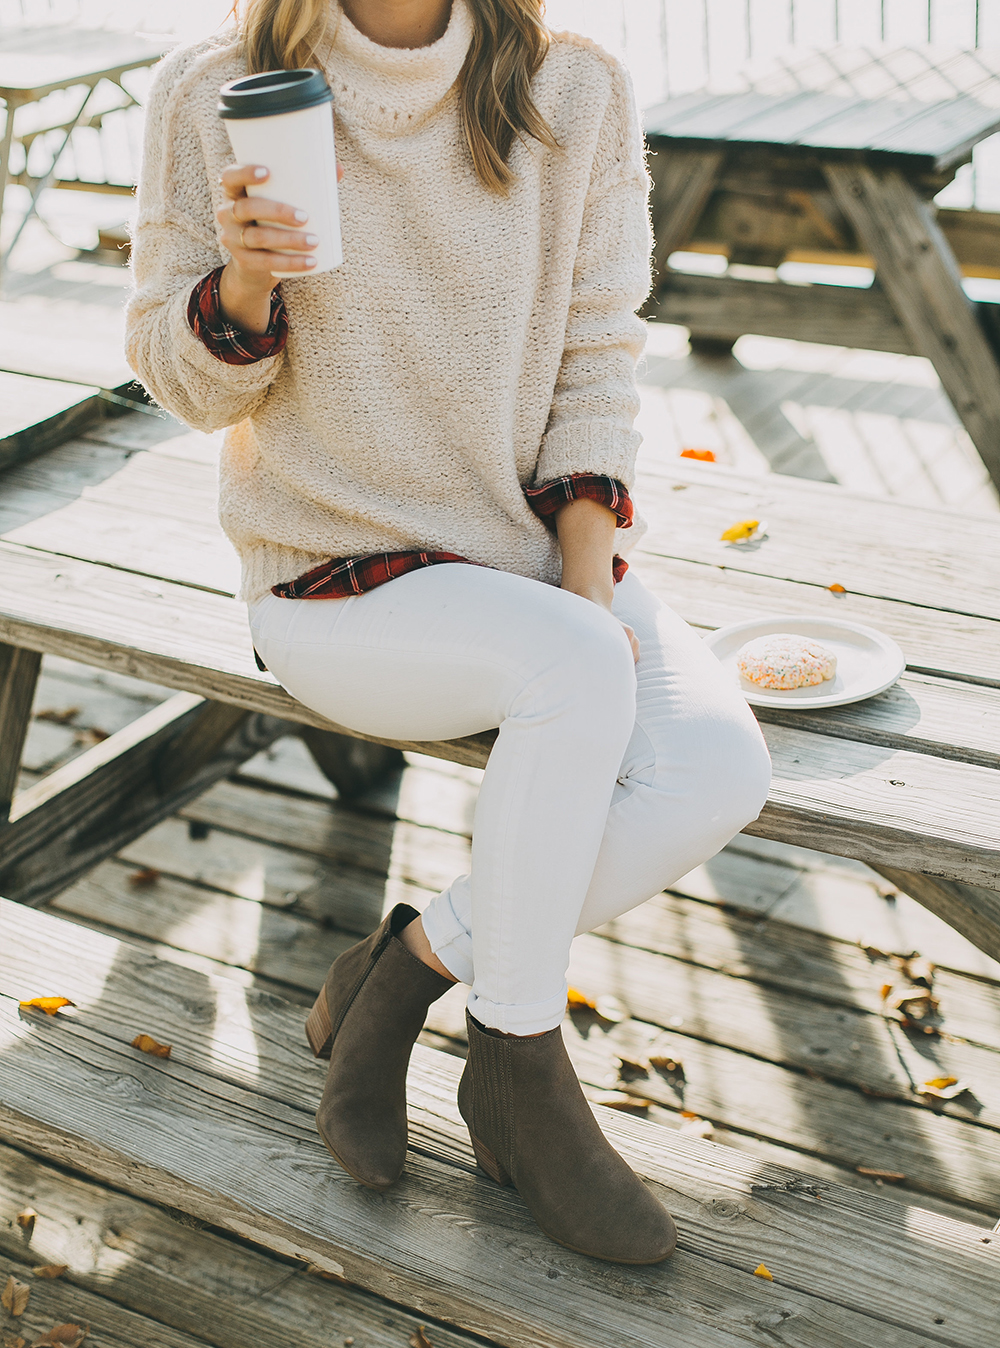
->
[720,519,759,542]
[1,1276,29,1316]
[131,1034,172,1059]
[18,998,74,1017]
[31,1267,68,1280]
[925,1076,957,1091]
[16,1208,36,1239]
[409,1330,434,1348]
[566,987,596,1011]
[827,583,847,594]
[753,1263,773,1280]
[920,1077,969,1100]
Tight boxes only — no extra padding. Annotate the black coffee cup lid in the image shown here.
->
[219,68,333,119]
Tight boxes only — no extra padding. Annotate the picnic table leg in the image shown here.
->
[824,161,1000,496]
[872,865,1000,966]
[301,727,405,800]
[644,146,724,303]
[0,642,41,824]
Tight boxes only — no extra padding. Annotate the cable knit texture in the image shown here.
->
[126,1,652,603]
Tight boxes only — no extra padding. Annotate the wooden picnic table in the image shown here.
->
[0,416,998,965]
[643,45,1000,497]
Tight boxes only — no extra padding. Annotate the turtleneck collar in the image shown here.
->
[320,1,473,135]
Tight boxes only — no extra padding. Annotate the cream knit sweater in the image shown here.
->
[126,1,652,604]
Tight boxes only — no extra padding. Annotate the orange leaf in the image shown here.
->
[680,448,716,462]
[827,583,847,594]
[409,1329,434,1348]
[1,1277,29,1316]
[16,1208,36,1239]
[31,1268,67,1281]
[18,998,74,1017]
[857,1166,905,1181]
[128,867,161,888]
[720,519,759,542]
[566,987,596,1011]
[879,983,893,1001]
[131,1034,172,1059]
[753,1263,773,1280]
[30,1326,87,1348]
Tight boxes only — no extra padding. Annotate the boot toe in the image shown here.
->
[317,1113,406,1190]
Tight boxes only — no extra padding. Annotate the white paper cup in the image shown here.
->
[219,69,342,278]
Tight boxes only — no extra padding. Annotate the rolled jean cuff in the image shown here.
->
[420,890,475,986]
[467,985,568,1037]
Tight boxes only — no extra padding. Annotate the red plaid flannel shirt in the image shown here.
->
[189,270,633,607]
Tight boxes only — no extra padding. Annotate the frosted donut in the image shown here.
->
[736,634,837,690]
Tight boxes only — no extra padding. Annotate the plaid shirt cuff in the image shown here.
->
[188,266,288,365]
[524,474,633,532]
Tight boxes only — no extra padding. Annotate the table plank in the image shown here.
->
[0,370,102,472]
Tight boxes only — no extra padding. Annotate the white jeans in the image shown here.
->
[250,566,771,1034]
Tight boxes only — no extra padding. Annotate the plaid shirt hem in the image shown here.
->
[188,266,288,365]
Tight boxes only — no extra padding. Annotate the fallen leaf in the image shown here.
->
[678,1115,714,1139]
[30,1325,87,1348]
[753,1263,773,1280]
[671,483,688,491]
[18,998,74,1017]
[128,867,161,888]
[593,1090,650,1114]
[680,448,716,462]
[879,983,893,1001]
[31,1268,67,1281]
[305,1264,345,1282]
[720,518,759,542]
[898,956,935,988]
[616,1054,650,1078]
[131,1034,172,1059]
[73,728,108,746]
[566,987,596,1011]
[594,994,629,1024]
[34,707,80,725]
[16,1209,36,1240]
[857,1167,905,1181]
[2,1331,25,1348]
[827,583,847,594]
[920,1077,970,1101]
[409,1330,434,1348]
[649,1054,684,1076]
[1,1277,29,1316]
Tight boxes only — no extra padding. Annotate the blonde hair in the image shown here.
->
[239,1,557,192]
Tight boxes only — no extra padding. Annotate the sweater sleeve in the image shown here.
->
[533,57,651,490]
[125,46,285,431]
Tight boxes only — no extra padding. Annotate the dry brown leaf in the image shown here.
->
[128,867,161,888]
[920,1077,970,1101]
[30,1325,87,1348]
[31,1268,67,1281]
[72,728,108,747]
[857,1166,905,1181]
[18,998,74,1018]
[680,448,716,462]
[2,1331,25,1348]
[34,707,80,725]
[671,483,688,491]
[409,1328,434,1348]
[753,1263,773,1280]
[593,1091,649,1114]
[566,987,596,1011]
[720,518,759,542]
[827,583,847,594]
[16,1209,36,1239]
[131,1034,172,1059]
[649,1054,683,1075]
[305,1264,345,1282]
[1,1277,29,1316]
[615,1054,650,1077]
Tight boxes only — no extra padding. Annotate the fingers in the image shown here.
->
[228,222,318,255]
[229,194,309,228]
[620,622,640,663]
[220,163,269,199]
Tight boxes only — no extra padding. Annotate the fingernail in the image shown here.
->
[304,257,317,267]
[304,234,319,246]
[294,209,308,222]
[253,167,268,179]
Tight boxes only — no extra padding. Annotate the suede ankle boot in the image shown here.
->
[458,1012,677,1264]
[306,903,453,1190]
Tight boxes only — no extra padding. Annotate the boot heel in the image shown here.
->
[470,1133,511,1186]
[305,990,333,1059]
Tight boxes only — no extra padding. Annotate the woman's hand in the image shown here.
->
[555,497,640,662]
[215,163,340,334]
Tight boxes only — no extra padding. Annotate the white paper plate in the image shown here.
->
[704,615,905,709]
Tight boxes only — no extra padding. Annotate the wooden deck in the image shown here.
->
[2,206,1000,1343]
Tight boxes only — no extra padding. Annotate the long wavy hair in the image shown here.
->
[238,1,558,192]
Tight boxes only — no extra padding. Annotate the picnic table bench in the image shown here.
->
[0,415,998,960]
[643,45,1000,496]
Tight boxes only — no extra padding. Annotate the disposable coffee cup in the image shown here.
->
[219,68,342,277]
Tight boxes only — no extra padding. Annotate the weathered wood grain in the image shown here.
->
[0,371,102,472]
[645,145,724,294]
[0,902,996,1347]
[0,694,293,905]
[0,640,40,822]
[873,866,1000,969]
[0,1144,493,1348]
[824,162,1000,493]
